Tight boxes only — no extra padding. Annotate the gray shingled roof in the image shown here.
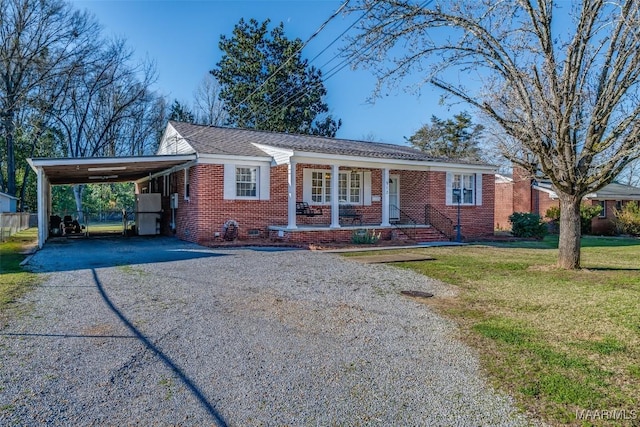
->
[169,121,488,165]
[535,179,640,199]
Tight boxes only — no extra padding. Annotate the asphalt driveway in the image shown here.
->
[0,236,537,426]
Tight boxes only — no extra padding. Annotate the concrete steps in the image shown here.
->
[392,224,450,243]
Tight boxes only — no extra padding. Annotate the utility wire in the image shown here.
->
[182,0,350,141]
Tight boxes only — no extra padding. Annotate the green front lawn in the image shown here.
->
[345,236,640,426]
[0,228,39,316]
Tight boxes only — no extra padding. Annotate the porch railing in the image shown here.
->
[390,204,419,240]
[424,204,454,241]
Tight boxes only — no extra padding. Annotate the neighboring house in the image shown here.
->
[0,191,19,213]
[495,166,640,234]
[139,121,496,245]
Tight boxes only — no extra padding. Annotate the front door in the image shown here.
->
[389,175,400,221]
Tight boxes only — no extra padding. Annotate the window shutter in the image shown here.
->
[223,164,235,200]
[475,173,483,206]
[445,172,453,206]
[259,166,270,200]
[302,168,312,203]
[363,171,372,206]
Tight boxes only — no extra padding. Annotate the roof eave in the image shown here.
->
[289,150,495,171]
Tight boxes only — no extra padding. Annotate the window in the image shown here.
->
[338,171,361,204]
[184,169,190,200]
[452,174,474,204]
[236,167,258,198]
[597,201,606,218]
[308,170,361,204]
[311,171,331,203]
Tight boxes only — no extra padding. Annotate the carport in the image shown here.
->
[28,155,195,248]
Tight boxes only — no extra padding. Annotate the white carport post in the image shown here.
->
[287,158,297,229]
[381,168,391,226]
[36,167,49,248]
[330,164,340,228]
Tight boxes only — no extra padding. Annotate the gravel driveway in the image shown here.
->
[1,237,537,426]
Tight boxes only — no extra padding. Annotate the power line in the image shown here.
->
[182,0,350,140]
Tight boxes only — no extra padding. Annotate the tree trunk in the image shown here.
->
[557,194,582,269]
[73,184,85,222]
[2,110,16,196]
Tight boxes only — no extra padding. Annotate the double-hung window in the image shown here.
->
[308,170,362,204]
[339,171,361,204]
[236,167,258,198]
[311,171,331,203]
[452,173,474,204]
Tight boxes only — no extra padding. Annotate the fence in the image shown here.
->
[49,210,134,237]
[0,212,32,242]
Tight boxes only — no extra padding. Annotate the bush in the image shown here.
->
[351,228,381,244]
[613,201,640,235]
[544,204,602,234]
[509,212,547,239]
[580,204,602,234]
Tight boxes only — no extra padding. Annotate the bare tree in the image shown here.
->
[620,159,640,187]
[0,0,99,197]
[347,0,640,269]
[193,74,227,126]
[53,38,157,214]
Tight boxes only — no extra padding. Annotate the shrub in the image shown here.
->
[545,204,602,234]
[545,206,561,222]
[351,228,381,244]
[580,204,602,234]
[509,212,547,239]
[613,201,640,235]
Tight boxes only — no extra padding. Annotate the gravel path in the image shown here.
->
[1,237,538,426]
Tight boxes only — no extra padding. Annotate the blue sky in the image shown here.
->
[72,0,457,145]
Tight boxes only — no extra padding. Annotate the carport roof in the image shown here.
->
[28,154,196,185]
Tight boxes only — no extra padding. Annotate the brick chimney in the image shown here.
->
[512,165,534,213]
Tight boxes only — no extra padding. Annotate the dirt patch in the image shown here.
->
[347,253,435,264]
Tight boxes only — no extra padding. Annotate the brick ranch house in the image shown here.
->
[495,166,640,234]
[138,121,496,245]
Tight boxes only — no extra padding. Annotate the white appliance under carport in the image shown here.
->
[135,193,161,235]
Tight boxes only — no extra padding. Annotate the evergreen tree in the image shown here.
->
[168,100,195,123]
[407,112,483,160]
[211,18,341,137]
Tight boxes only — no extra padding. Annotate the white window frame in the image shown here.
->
[597,201,606,218]
[235,166,259,199]
[452,173,474,205]
[303,168,371,206]
[311,170,332,204]
[446,172,483,206]
[184,168,190,200]
[339,171,362,204]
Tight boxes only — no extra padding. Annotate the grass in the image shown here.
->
[344,235,640,426]
[87,221,124,234]
[0,228,40,317]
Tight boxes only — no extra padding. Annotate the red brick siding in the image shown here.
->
[426,171,495,239]
[168,163,495,244]
[494,181,513,230]
[589,199,619,235]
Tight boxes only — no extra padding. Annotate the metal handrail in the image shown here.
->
[424,204,454,241]
[390,204,420,240]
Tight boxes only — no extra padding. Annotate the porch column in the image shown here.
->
[330,164,340,228]
[287,159,297,229]
[381,168,391,226]
[36,167,48,248]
